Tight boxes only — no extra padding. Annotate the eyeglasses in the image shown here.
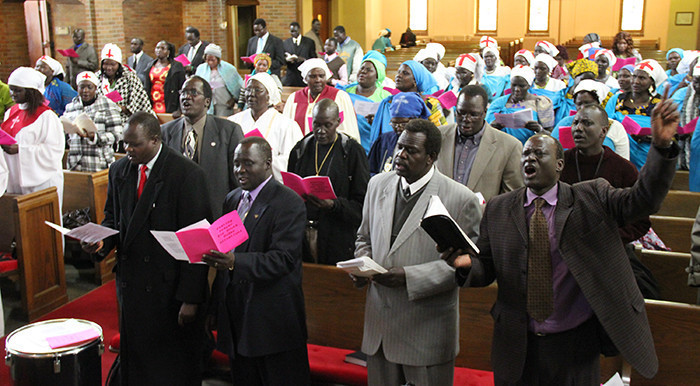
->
[179,89,204,97]
[390,120,411,130]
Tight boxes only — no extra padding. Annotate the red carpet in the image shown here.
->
[1,280,119,385]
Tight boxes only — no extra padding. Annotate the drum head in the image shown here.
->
[5,318,103,357]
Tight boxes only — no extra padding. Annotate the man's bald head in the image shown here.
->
[313,98,339,118]
[312,98,340,145]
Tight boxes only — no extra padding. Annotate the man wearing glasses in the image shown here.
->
[161,76,244,217]
[436,86,523,202]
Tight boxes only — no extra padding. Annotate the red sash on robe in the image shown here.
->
[292,86,340,134]
[1,104,52,137]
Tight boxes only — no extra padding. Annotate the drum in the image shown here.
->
[4,318,104,386]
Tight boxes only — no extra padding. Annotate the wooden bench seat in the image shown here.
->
[635,248,696,304]
[62,169,116,284]
[657,190,700,218]
[650,215,693,253]
[0,187,68,320]
[672,170,689,191]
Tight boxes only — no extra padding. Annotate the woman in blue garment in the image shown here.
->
[367,92,430,175]
[667,51,700,99]
[338,56,392,153]
[369,60,444,149]
[486,65,555,144]
[553,79,627,158]
[611,59,668,169]
[481,46,510,101]
[605,64,634,118]
[666,48,684,77]
[690,118,700,192]
[34,55,77,116]
[195,43,243,117]
[371,29,394,54]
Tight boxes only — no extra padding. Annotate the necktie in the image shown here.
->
[184,127,196,159]
[238,192,251,220]
[137,165,148,199]
[527,198,554,322]
[257,38,264,54]
[133,57,137,69]
[403,186,411,199]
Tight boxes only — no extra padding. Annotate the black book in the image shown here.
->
[420,195,480,256]
[344,350,367,367]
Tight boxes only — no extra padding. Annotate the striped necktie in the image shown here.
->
[184,128,196,160]
[238,192,251,220]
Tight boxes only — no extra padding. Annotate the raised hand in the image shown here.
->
[650,85,680,148]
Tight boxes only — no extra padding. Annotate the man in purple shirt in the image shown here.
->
[203,137,310,385]
[441,92,681,384]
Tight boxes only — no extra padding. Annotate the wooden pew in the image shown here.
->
[0,187,68,320]
[650,215,693,253]
[657,190,700,218]
[156,113,174,125]
[672,170,689,191]
[629,300,700,385]
[62,169,116,284]
[635,249,696,304]
[281,86,303,104]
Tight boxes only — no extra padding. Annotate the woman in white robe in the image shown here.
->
[229,72,302,181]
[1,67,64,207]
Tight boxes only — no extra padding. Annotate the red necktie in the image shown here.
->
[137,165,148,199]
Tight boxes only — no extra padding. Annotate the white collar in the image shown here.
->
[141,143,163,171]
[400,165,435,195]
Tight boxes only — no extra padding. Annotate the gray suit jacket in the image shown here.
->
[356,169,482,366]
[437,122,524,201]
[127,52,154,87]
[161,115,243,218]
[66,43,99,89]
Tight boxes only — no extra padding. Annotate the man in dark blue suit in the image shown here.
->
[203,137,310,385]
[246,18,286,76]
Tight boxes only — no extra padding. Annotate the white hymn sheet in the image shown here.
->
[493,109,533,128]
[150,231,192,263]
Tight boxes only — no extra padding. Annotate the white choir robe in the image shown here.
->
[2,106,65,209]
[537,77,567,92]
[281,87,361,141]
[229,108,303,182]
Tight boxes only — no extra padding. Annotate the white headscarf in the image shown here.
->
[635,59,668,90]
[204,43,222,59]
[101,43,123,64]
[299,58,332,81]
[510,65,535,86]
[8,67,46,93]
[678,51,700,75]
[249,72,281,105]
[76,71,100,88]
[425,43,446,61]
[413,48,437,63]
[594,49,617,68]
[479,36,498,49]
[533,53,558,73]
[514,49,535,66]
[535,40,559,57]
[35,56,65,78]
[483,46,500,61]
[455,53,484,83]
[574,79,611,103]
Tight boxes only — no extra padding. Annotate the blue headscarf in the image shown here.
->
[666,48,684,60]
[390,92,430,119]
[401,60,439,95]
[362,50,388,69]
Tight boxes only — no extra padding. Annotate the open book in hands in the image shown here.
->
[336,256,387,277]
[61,113,98,136]
[420,195,480,256]
[281,171,337,200]
[150,210,249,264]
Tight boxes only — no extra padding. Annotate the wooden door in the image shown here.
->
[312,0,330,42]
[24,0,51,63]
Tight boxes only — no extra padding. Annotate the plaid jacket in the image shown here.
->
[63,95,123,172]
[97,68,154,124]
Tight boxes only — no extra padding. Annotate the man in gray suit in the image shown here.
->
[161,76,243,218]
[66,28,98,89]
[442,93,681,384]
[127,38,153,87]
[437,85,523,202]
[354,119,482,385]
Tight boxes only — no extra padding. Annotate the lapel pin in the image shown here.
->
[210,142,216,147]
[254,214,259,219]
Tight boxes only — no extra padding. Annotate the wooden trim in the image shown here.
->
[619,0,645,35]
[407,0,428,35]
[526,0,550,36]
[476,0,497,35]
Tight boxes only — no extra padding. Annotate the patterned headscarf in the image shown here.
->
[253,53,272,68]
[567,59,598,78]
[390,92,430,119]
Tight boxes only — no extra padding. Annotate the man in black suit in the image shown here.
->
[177,26,210,75]
[442,94,681,384]
[127,38,153,87]
[83,112,211,385]
[282,22,317,87]
[246,18,285,76]
[161,76,243,218]
[203,137,310,385]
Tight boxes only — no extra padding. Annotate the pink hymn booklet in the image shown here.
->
[174,54,191,66]
[150,210,249,263]
[281,171,337,200]
[558,126,575,149]
[46,328,100,349]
